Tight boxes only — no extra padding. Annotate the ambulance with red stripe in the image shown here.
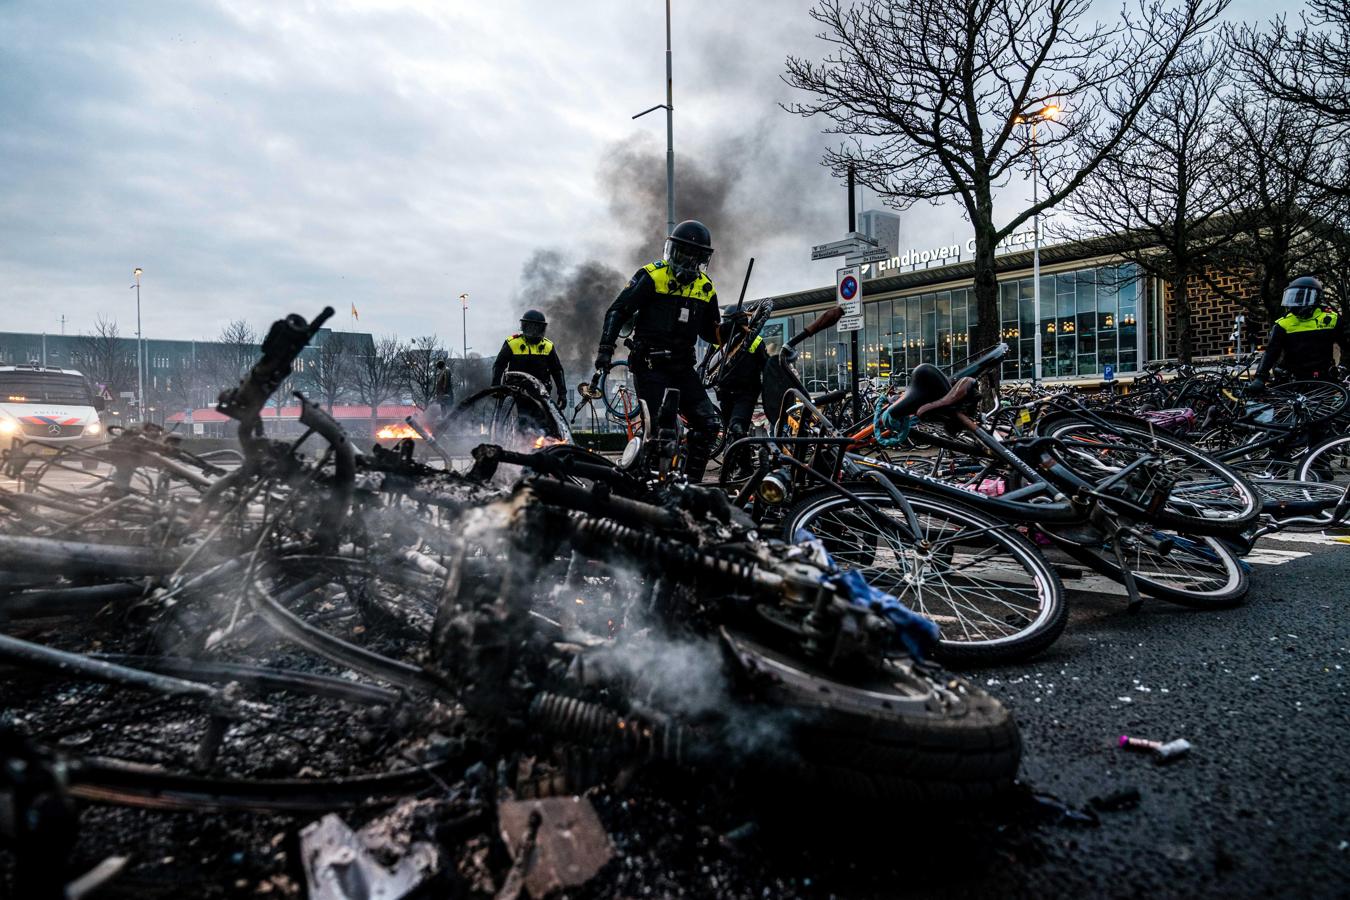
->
[0,365,105,460]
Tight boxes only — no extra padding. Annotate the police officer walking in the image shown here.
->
[493,309,568,407]
[1251,276,1347,389]
[594,220,726,482]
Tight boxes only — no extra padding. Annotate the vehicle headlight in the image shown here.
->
[84,420,103,436]
[0,418,16,435]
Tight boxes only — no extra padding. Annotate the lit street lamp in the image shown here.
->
[130,267,145,421]
[1014,103,1059,384]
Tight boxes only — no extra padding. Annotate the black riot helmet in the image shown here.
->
[520,309,547,340]
[664,220,714,285]
[1281,276,1323,319]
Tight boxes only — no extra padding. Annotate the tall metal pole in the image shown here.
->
[133,268,145,422]
[1031,121,1042,386]
[848,165,861,423]
[664,0,675,235]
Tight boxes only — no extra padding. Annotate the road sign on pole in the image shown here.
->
[837,314,864,333]
[836,266,862,316]
[811,231,879,261]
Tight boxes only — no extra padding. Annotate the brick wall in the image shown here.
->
[1163,268,1266,359]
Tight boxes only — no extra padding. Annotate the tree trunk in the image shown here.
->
[970,226,1002,378]
[1171,276,1193,363]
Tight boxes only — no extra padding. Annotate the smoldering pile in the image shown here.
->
[0,422,887,898]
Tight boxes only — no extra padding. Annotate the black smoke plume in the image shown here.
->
[515,124,831,387]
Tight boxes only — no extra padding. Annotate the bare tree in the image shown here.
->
[1230,0,1349,198]
[1063,42,1236,361]
[399,335,449,409]
[1214,87,1347,322]
[201,319,258,399]
[74,317,136,400]
[304,332,356,412]
[784,0,1227,359]
[351,336,404,440]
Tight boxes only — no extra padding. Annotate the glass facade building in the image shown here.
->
[763,261,1145,389]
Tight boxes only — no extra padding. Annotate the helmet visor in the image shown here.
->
[1281,286,1320,309]
[521,319,546,340]
[664,239,712,282]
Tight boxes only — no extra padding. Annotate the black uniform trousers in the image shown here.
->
[631,358,721,481]
[716,388,758,438]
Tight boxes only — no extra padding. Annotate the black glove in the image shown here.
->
[594,345,614,372]
[556,389,569,408]
[1248,376,1265,393]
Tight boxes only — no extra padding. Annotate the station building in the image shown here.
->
[754,232,1256,389]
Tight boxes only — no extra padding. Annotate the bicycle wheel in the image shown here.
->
[718,629,1020,804]
[1055,529,1247,609]
[1297,433,1350,487]
[1040,416,1261,536]
[1252,479,1347,519]
[600,360,641,423]
[1247,381,1350,428]
[781,485,1066,666]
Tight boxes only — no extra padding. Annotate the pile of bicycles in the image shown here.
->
[0,307,1025,895]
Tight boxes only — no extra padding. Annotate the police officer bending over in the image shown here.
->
[594,220,726,482]
[715,306,767,443]
[1251,276,1347,390]
[493,309,568,408]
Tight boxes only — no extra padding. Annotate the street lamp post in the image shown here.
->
[458,292,470,393]
[633,0,676,236]
[1015,104,1058,384]
[131,267,145,422]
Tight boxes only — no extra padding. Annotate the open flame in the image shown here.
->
[533,435,567,449]
[376,423,422,440]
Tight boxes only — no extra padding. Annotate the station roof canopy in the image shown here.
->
[755,231,1139,314]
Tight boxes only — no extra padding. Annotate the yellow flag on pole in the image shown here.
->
[350,303,359,321]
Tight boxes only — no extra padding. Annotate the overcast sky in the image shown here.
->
[0,0,1297,356]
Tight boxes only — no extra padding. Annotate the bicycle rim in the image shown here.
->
[1044,419,1260,535]
[1297,434,1350,488]
[782,486,1066,665]
[1058,530,1246,608]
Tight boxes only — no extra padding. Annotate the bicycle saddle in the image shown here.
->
[886,364,952,419]
[916,376,978,418]
[812,388,850,407]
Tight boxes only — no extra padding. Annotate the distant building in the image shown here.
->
[0,327,375,424]
[858,209,901,259]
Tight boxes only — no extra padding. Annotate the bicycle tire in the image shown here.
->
[600,360,642,423]
[1252,479,1347,516]
[720,628,1020,804]
[781,485,1067,666]
[1297,433,1350,487]
[1038,414,1261,536]
[1054,530,1247,609]
[1247,380,1350,428]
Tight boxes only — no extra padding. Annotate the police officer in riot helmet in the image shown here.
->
[1250,276,1347,390]
[594,220,726,481]
[493,309,568,407]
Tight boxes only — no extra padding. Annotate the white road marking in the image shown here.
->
[1263,531,1350,547]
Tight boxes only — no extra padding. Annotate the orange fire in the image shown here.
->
[376,423,421,440]
[533,435,567,449]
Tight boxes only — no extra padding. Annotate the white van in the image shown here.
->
[0,365,106,461]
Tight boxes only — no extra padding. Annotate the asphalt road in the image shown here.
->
[947,529,1350,899]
